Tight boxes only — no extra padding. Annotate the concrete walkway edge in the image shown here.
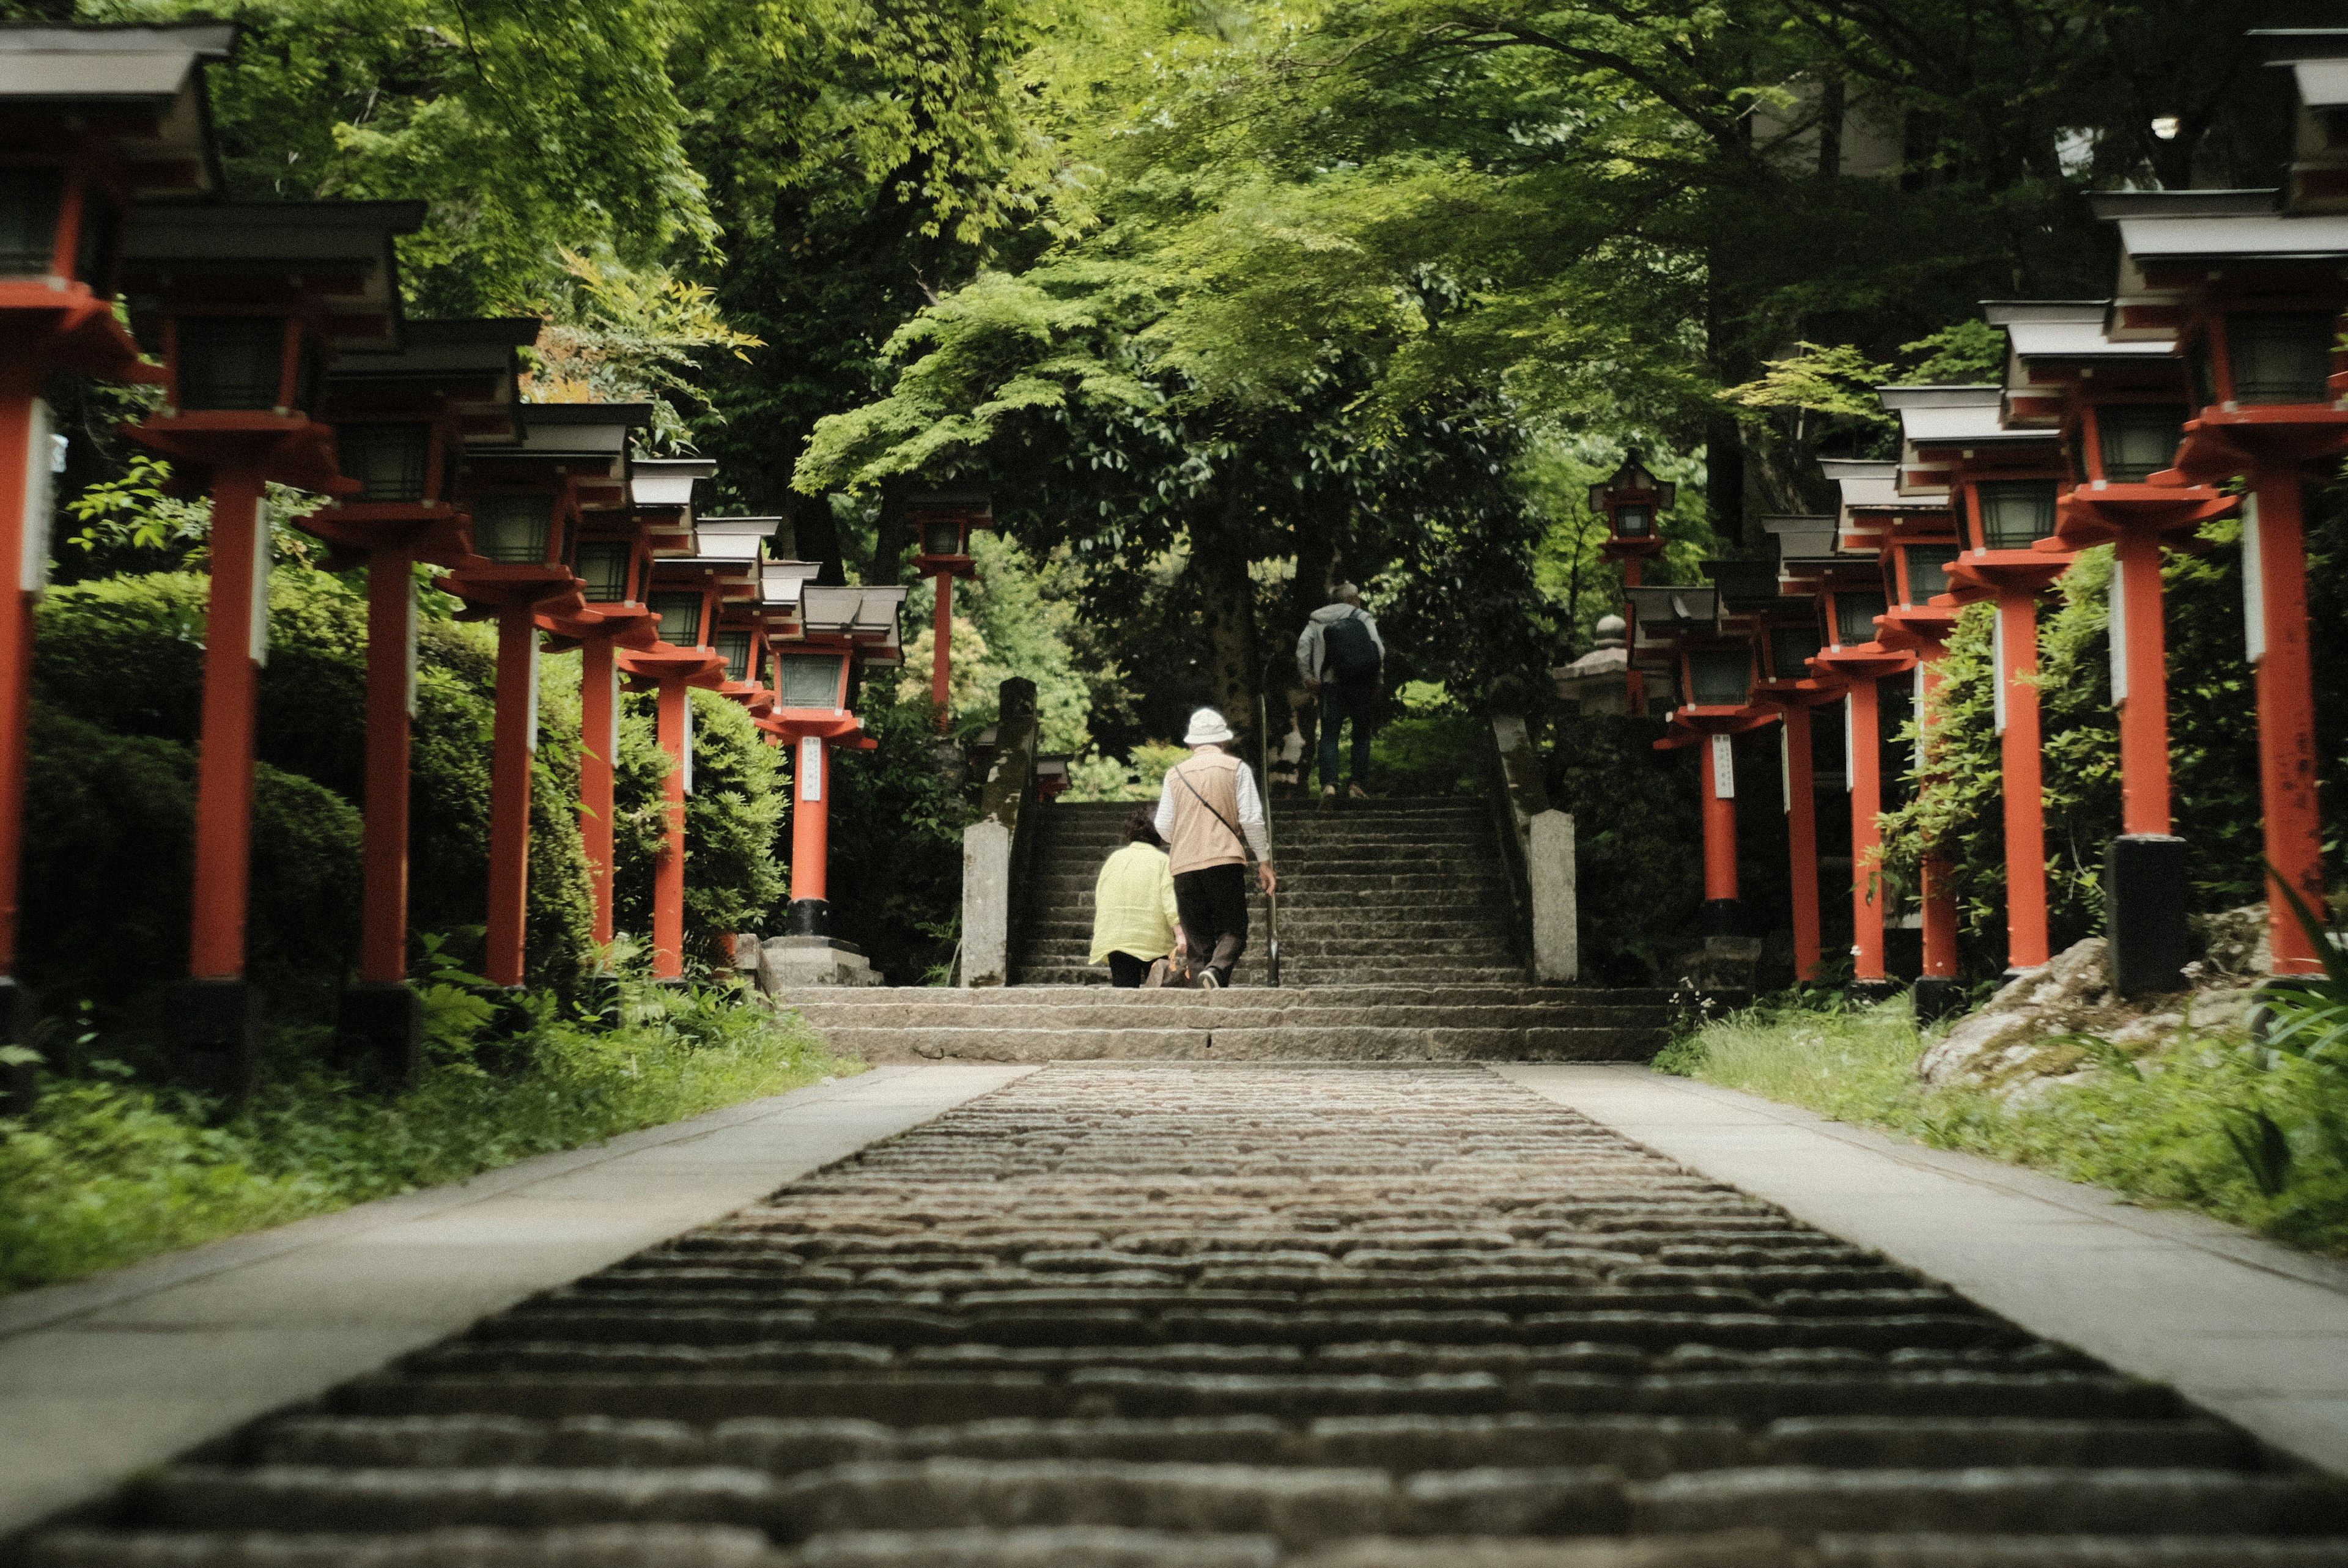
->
[0,1062,1033,1535]
[1497,1062,2348,1477]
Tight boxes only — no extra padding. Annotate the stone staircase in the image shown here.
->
[29,1065,2344,1567]
[1015,797,1521,987]
[786,793,1682,1064]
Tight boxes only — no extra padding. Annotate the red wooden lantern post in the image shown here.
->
[1750,523,1843,984]
[1976,303,2235,993]
[120,201,422,1092]
[1811,562,1913,998]
[906,491,992,733]
[2100,160,2347,977]
[762,585,906,947]
[1880,378,2080,984]
[1868,506,1966,1020]
[1592,453,1674,717]
[446,403,650,988]
[310,320,535,1075]
[0,23,234,1067]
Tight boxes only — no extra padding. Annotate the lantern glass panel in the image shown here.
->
[921,516,964,556]
[338,422,432,502]
[2225,312,2335,404]
[717,629,753,681]
[775,651,846,709]
[1614,504,1652,539]
[1688,648,1752,706]
[75,187,120,290]
[175,317,289,410]
[650,591,706,647]
[1834,591,1886,646]
[1977,480,2057,549]
[2097,403,2186,481]
[471,493,554,564]
[575,540,631,602]
[1770,625,1822,679]
[0,166,64,274]
[1903,546,1958,603]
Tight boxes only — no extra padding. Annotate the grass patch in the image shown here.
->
[0,954,857,1294]
[1656,994,2348,1256]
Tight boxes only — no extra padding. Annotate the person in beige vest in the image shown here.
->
[1151,708,1277,988]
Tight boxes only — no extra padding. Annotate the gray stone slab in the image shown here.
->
[1495,1062,2348,1476]
[0,1064,1032,1535]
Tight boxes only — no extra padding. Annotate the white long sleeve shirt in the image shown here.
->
[1154,748,1272,864]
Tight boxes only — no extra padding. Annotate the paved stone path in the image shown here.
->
[23,1064,2348,1566]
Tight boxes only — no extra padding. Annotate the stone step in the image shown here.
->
[789,1005,1672,1031]
[813,1026,1663,1063]
[1022,917,1515,940]
[1632,1467,2342,1537]
[1002,968,1537,988]
[21,1527,785,1567]
[779,986,1680,1007]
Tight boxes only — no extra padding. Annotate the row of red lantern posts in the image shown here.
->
[0,22,908,1101]
[1590,26,2348,1008]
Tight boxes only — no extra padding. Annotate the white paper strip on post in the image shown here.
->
[1779,724,1792,815]
[1710,732,1735,800]
[1993,602,2010,737]
[249,506,273,666]
[523,630,540,751]
[2107,551,2129,704]
[2242,491,2266,665]
[682,699,695,795]
[404,580,420,718]
[1844,694,1856,793]
[603,652,620,761]
[20,399,58,596]
[800,734,822,803]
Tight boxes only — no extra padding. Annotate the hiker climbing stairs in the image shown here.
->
[1019,797,1523,987]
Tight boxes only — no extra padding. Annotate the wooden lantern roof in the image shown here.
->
[490,402,649,515]
[120,199,424,357]
[0,21,237,200]
[322,317,537,446]
[795,584,908,669]
[630,457,715,554]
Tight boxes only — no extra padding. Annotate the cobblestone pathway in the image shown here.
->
[27,1066,2348,1566]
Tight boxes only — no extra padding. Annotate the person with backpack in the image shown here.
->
[1089,808,1186,987]
[1151,709,1277,988]
[1296,582,1386,803]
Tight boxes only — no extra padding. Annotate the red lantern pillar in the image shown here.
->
[484,603,538,988]
[2242,473,2328,974]
[792,732,830,907]
[1781,705,1822,982]
[1702,733,1738,907]
[1847,677,1887,985]
[654,677,689,980]
[1993,587,2053,970]
[581,635,619,948]
[187,470,270,987]
[930,568,955,731]
[1915,646,1960,1009]
[358,547,416,985]
[0,376,46,1029]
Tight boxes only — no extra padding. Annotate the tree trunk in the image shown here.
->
[1191,482,1260,742]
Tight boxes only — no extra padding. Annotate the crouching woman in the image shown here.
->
[1090,808,1185,987]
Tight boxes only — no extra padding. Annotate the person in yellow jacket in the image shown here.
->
[1089,808,1186,987]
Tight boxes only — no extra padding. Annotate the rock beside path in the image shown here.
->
[1917,905,2273,1095]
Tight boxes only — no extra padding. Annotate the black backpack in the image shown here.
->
[1322,611,1381,680]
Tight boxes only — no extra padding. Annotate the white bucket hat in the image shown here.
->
[1183,707,1236,746]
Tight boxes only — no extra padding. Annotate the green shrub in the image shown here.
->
[610,687,788,965]
[826,690,973,982]
[1664,993,2348,1254]
[1368,713,1485,797]
[1548,713,1704,984]
[0,962,855,1293]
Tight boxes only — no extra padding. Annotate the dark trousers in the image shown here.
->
[1173,863,1249,985]
[1107,951,1153,988]
[1318,679,1375,788]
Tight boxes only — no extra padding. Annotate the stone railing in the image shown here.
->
[1484,709,1578,984]
[959,677,1040,987]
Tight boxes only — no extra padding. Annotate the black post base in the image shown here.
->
[1701,898,1744,938]
[334,983,424,1089]
[1848,979,1903,1007]
[1911,976,1966,1025]
[2106,833,2192,999]
[166,978,264,1105]
[786,899,832,938]
[0,976,38,1119]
